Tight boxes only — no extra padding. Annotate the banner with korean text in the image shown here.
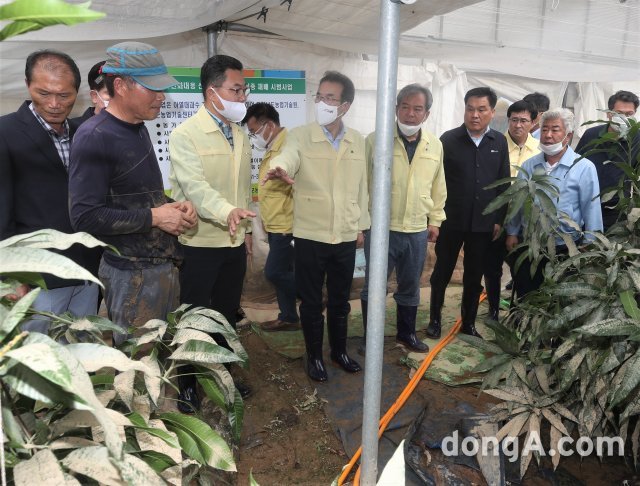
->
[145,67,307,197]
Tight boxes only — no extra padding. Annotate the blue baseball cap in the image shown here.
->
[102,41,177,91]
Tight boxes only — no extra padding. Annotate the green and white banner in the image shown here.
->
[145,67,307,195]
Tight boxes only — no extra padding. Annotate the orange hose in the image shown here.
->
[338,293,487,486]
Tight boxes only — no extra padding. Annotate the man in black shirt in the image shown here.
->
[69,42,196,343]
[575,90,639,231]
[426,87,510,339]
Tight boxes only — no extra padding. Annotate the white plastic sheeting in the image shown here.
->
[0,0,637,135]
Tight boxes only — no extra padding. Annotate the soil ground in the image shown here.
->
[232,306,638,486]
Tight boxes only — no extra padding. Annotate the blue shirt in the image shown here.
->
[321,122,346,151]
[505,146,603,244]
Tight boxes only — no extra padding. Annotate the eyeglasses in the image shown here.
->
[248,123,267,139]
[314,93,342,105]
[509,117,532,125]
[218,86,251,97]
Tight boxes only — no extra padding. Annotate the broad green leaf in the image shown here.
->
[171,327,217,346]
[551,282,599,298]
[23,333,124,458]
[0,228,107,251]
[0,0,106,41]
[168,339,243,365]
[140,356,162,407]
[82,315,126,335]
[128,413,181,450]
[196,363,236,403]
[610,348,640,408]
[547,299,600,330]
[496,412,530,441]
[138,450,177,474]
[558,348,588,391]
[484,388,531,406]
[5,342,76,394]
[160,412,236,471]
[14,449,66,486]
[65,343,158,376]
[52,408,131,437]
[1,403,25,447]
[620,290,640,321]
[197,374,227,409]
[62,446,122,486]
[573,318,640,337]
[0,286,40,339]
[114,370,135,411]
[119,447,171,486]
[472,353,511,373]
[229,387,244,442]
[0,247,101,286]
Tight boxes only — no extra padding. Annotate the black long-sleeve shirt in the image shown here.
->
[69,110,181,269]
[439,124,510,232]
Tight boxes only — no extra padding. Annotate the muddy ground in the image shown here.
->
[231,324,636,486]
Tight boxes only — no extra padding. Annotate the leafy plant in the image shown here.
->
[465,115,640,476]
[0,0,105,41]
[1,229,248,485]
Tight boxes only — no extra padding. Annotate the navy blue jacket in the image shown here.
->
[0,101,101,288]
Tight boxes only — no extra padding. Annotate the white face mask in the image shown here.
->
[315,100,343,126]
[92,90,109,109]
[539,135,568,156]
[210,88,247,123]
[251,124,271,151]
[397,120,422,137]
[610,114,631,134]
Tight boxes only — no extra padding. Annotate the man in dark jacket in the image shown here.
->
[0,49,100,332]
[575,90,639,231]
[426,87,510,339]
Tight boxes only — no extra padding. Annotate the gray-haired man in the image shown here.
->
[361,84,447,353]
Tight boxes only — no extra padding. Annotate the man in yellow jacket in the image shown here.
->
[263,71,370,382]
[361,84,447,354]
[169,54,255,410]
[243,102,300,331]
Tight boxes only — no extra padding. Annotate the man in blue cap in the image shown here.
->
[69,42,197,344]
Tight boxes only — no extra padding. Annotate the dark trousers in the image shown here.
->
[295,238,356,324]
[430,227,493,302]
[507,244,568,301]
[265,233,299,323]
[361,229,428,306]
[179,244,247,328]
[483,233,508,312]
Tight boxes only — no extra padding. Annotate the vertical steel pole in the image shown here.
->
[360,0,400,484]
[206,26,218,57]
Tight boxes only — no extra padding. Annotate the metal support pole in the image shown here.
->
[360,0,400,484]
[206,26,218,57]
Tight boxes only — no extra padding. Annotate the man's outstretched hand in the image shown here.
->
[262,166,294,185]
[227,208,256,236]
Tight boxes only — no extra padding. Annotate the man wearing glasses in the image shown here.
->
[482,100,540,322]
[575,90,639,231]
[169,54,255,410]
[263,71,370,382]
[242,103,300,332]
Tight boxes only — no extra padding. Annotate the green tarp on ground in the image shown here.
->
[251,285,501,387]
